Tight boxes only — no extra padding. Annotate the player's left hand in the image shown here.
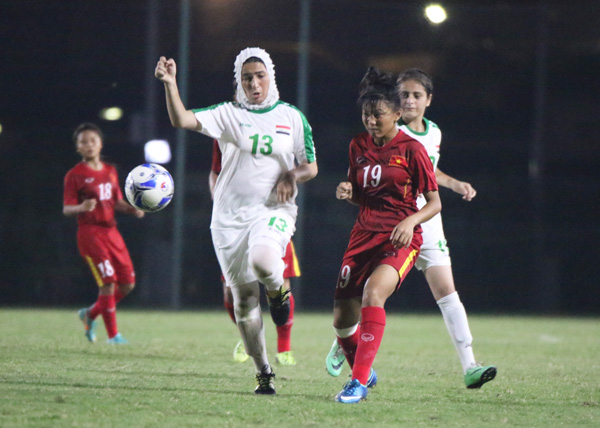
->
[453,180,477,201]
[134,209,145,219]
[276,171,297,203]
[390,218,416,249]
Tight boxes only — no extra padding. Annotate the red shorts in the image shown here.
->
[334,228,422,300]
[77,225,135,287]
[220,240,300,284]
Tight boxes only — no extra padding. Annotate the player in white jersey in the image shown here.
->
[155,47,318,395]
[326,68,496,390]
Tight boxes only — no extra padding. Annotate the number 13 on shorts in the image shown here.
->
[268,216,288,232]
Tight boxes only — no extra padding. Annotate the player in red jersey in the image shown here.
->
[327,69,497,389]
[63,123,144,344]
[333,68,441,403]
[209,140,299,366]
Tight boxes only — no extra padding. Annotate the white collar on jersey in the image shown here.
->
[234,47,280,111]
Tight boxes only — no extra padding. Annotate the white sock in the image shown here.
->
[232,282,270,373]
[437,291,476,374]
[334,323,359,339]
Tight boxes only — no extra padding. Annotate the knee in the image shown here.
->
[119,283,135,295]
[99,283,115,296]
[249,246,282,281]
[234,298,260,322]
[361,287,387,308]
[251,260,271,279]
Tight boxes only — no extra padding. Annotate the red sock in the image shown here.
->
[99,294,118,339]
[276,292,294,353]
[89,300,101,320]
[224,301,236,324]
[352,306,386,385]
[338,325,361,368]
[114,288,126,304]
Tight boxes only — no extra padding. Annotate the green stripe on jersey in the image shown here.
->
[398,117,439,136]
[280,101,316,163]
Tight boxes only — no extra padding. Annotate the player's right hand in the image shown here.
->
[336,182,353,200]
[155,56,176,83]
[81,199,97,212]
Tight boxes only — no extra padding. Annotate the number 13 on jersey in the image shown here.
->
[250,134,273,156]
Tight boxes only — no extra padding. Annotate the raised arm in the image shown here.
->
[155,56,202,131]
[435,168,476,201]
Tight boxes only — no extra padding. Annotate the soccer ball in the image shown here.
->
[125,163,174,212]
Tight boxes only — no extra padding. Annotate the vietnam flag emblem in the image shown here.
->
[389,155,406,167]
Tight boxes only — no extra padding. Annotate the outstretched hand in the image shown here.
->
[155,56,177,84]
[452,180,477,201]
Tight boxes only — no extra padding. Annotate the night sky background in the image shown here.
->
[1,0,599,314]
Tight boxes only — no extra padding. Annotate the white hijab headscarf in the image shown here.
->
[234,47,280,110]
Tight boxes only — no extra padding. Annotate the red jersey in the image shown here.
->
[348,130,438,233]
[63,162,123,228]
[211,140,222,174]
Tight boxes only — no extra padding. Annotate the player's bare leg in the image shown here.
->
[115,282,135,303]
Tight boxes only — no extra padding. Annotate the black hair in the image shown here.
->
[397,68,434,96]
[243,56,265,66]
[357,66,401,112]
[72,122,104,143]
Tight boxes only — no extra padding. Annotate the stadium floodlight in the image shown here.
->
[425,4,447,24]
[144,139,172,164]
[99,106,124,121]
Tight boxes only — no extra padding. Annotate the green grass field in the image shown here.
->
[1,308,599,427]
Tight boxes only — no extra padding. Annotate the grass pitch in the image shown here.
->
[0,308,599,427]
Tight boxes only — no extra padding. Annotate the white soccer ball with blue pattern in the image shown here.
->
[125,163,174,212]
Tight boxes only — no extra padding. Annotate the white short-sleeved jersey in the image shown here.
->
[194,101,316,230]
[194,100,316,286]
[398,118,450,265]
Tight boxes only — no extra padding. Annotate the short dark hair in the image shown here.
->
[397,68,434,96]
[72,122,104,143]
[357,66,401,111]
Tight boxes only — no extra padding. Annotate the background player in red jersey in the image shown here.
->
[63,123,144,344]
[209,140,299,366]
[332,68,441,403]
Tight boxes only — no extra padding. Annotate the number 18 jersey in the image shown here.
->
[347,130,438,233]
[63,162,121,228]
